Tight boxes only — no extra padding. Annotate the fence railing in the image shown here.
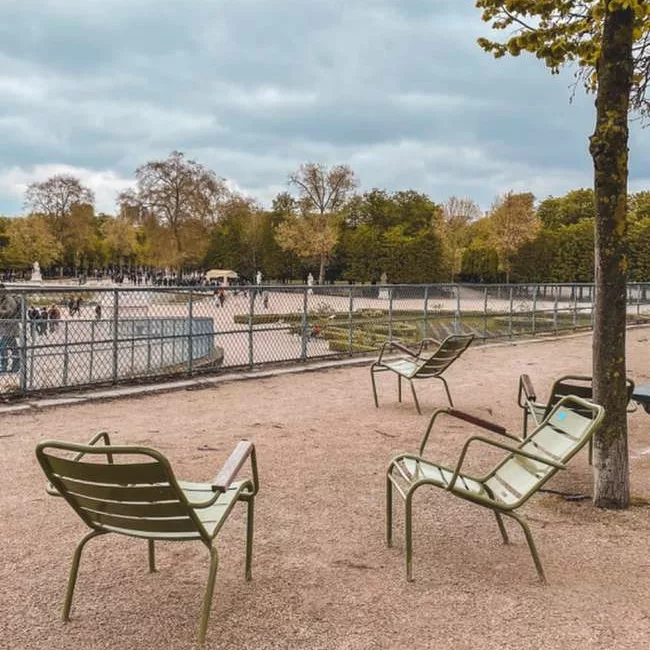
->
[1,282,650,397]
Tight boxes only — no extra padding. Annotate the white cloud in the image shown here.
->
[0,165,133,215]
[0,0,649,218]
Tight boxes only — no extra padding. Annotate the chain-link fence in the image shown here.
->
[1,282,649,397]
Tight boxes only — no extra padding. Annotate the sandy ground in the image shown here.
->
[3,329,650,650]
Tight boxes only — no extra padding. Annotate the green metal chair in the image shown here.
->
[518,373,634,464]
[371,333,474,414]
[386,395,604,583]
[518,373,634,436]
[35,432,259,648]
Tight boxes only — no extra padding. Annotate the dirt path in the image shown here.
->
[2,329,650,649]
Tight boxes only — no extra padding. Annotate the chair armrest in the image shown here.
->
[376,339,417,364]
[416,338,441,356]
[517,374,536,409]
[447,435,566,492]
[418,408,517,456]
[211,441,258,494]
[72,431,113,461]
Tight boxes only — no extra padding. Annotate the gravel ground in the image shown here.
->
[3,329,650,650]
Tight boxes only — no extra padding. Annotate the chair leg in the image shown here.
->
[397,375,402,403]
[493,511,510,544]
[370,367,379,408]
[148,539,156,573]
[245,497,254,582]
[409,381,422,415]
[588,438,593,466]
[386,473,393,548]
[198,546,220,647]
[504,512,546,584]
[405,491,414,582]
[439,377,454,407]
[63,530,107,621]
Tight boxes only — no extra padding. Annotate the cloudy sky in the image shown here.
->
[2,0,650,216]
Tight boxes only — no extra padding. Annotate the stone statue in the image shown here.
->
[307,272,314,295]
[378,271,389,300]
[256,270,262,285]
[30,261,43,283]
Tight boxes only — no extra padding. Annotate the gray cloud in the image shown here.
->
[1,0,649,216]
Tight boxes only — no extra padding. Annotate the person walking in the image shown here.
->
[95,303,102,320]
[0,283,21,374]
[37,307,48,336]
[48,304,61,333]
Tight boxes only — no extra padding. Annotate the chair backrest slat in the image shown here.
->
[83,510,198,534]
[58,477,177,502]
[46,454,168,484]
[70,493,189,518]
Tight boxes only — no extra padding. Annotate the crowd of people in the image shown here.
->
[27,304,62,337]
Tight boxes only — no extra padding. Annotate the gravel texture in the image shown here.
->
[3,330,650,650]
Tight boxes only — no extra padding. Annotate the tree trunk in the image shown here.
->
[318,254,326,285]
[589,6,634,509]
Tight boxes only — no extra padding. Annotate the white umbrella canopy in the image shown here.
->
[205,269,239,285]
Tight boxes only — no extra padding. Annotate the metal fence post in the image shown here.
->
[248,288,255,368]
[388,285,393,340]
[89,319,95,382]
[112,289,119,383]
[455,284,461,333]
[508,286,513,338]
[483,287,488,335]
[532,284,538,335]
[19,291,28,394]
[348,287,354,356]
[553,288,559,333]
[146,319,152,373]
[188,289,194,375]
[130,319,135,375]
[63,320,69,387]
[300,288,308,361]
[573,288,578,329]
[423,285,429,339]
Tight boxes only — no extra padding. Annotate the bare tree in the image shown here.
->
[118,151,227,267]
[442,196,482,281]
[282,163,357,283]
[24,174,95,238]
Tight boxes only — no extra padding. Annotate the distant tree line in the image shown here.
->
[2,150,650,284]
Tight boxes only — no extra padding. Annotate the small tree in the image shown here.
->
[279,163,357,284]
[4,215,62,268]
[489,192,539,283]
[24,174,95,239]
[442,196,482,281]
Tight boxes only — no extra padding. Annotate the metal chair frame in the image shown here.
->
[36,432,259,647]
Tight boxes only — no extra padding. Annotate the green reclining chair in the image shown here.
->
[371,333,474,414]
[518,373,634,436]
[386,395,604,583]
[518,373,634,463]
[36,432,259,648]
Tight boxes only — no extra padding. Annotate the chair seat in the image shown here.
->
[401,458,486,497]
[181,481,245,538]
[380,357,421,378]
